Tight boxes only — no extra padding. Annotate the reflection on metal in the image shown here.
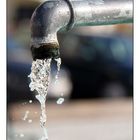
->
[30,0,133,59]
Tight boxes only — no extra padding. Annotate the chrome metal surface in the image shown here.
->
[31,0,71,46]
[30,0,133,55]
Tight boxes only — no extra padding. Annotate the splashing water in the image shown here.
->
[20,133,24,138]
[28,59,51,140]
[56,97,64,105]
[28,58,61,140]
[29,100,33,103]
[54,58,61,83]
[22,110,29,121]
[54,58,65,105]
[28,119,33,123]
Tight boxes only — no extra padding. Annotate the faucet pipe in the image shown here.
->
[30,0,133,60]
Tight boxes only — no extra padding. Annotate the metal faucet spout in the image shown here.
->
[30,0,133,60]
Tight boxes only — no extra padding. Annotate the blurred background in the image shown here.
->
[7,0,133,140]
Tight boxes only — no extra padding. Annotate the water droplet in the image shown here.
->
[28,119,33,123]
[22,110,29,121]
[56,98,64,105]
[19,133,24,138]
[29,100,33,103]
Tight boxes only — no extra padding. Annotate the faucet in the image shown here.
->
[30,0,133,60]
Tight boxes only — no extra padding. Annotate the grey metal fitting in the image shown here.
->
[30,0,133,60]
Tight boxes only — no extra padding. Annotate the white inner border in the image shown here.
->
[0,0,6,140]
[0,1,139,140]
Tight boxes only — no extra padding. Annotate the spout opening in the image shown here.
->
[31,43,60,60]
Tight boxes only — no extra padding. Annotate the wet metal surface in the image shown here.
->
[30,0,133,46]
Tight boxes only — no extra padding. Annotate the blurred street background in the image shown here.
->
[7,0,133,140]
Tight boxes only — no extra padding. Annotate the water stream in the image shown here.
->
[28,58,61,140]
